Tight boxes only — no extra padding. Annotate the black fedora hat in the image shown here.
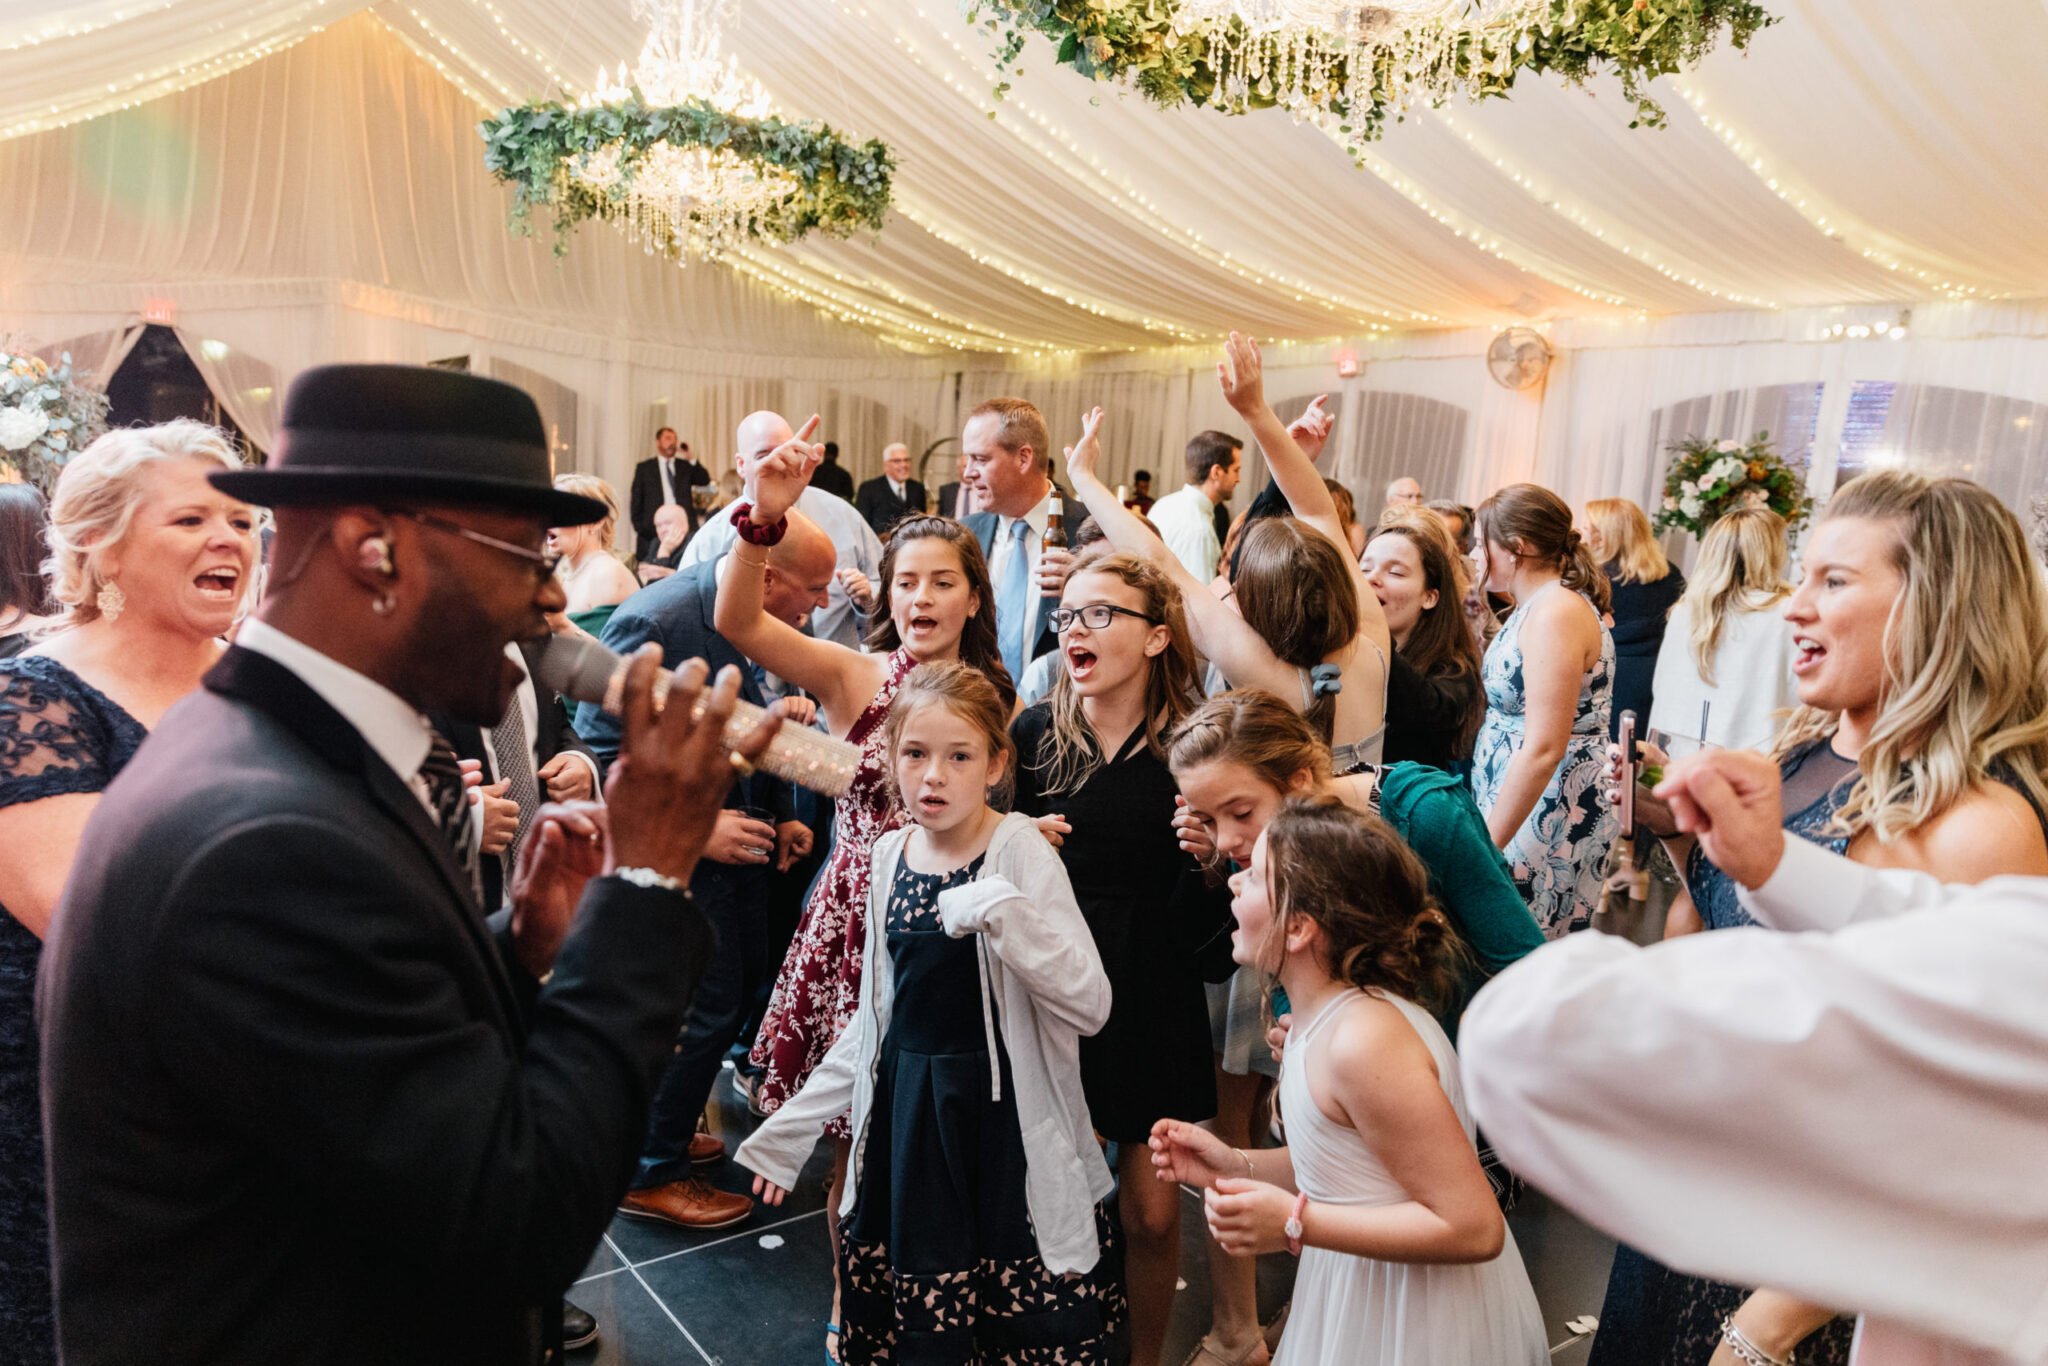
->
[210,364,607,526]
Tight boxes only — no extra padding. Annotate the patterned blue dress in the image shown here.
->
[0,656,148,1365]
[1470,586,1617,937]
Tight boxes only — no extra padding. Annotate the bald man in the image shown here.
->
[854,441,927,537]
[677,411,884,649]
[1384,475,1424,513]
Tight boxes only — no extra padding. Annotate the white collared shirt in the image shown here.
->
[1147,484,1221,582]
[678,486,884,651]
[235,617,436,814]
[888,476,906,503]
[988,488,1054,602]
[1461,837,2048,1366]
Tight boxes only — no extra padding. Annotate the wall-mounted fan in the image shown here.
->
[1487,327,1552,391]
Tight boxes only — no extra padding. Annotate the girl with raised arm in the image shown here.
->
[1061,333,1391,769]
[1150,799,1547,1366]
[715,417,1014,1363]
[738,663,1121,1365]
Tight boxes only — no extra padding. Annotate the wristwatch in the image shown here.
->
[1285,1191,1309,1257]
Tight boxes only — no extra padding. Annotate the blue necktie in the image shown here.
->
[999,518,1032,683]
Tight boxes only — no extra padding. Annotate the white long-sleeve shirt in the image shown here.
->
[1460,838,2048,1366]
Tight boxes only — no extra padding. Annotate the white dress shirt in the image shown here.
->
[888,476,906,504]
[989,490,1054,669]
[234,617,435,814]
[678,485,884,651]
[1461,837,2048,1366]
[1147,484,1221,583]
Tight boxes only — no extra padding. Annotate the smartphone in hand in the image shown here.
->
[1615,710,1637,838]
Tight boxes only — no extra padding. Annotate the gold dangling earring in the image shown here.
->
[95,580,126,623]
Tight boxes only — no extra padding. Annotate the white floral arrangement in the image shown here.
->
[0,346,109,494]
[1654,432,1812,537]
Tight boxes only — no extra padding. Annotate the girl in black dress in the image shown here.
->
[1011,547,1235,1366]
[740,662,1123,1365]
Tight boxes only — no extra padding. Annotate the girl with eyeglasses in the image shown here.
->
[1009,546,1237,1366]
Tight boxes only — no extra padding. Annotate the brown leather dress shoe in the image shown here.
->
[618,1178,752,1230]
[689,1130,725,1167]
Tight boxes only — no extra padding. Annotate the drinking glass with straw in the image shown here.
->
[1642,701,1713,787]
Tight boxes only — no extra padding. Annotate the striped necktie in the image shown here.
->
[488,696,541,877]
[419,728,482,904]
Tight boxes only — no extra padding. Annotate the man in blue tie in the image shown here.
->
[958,397,1086,681]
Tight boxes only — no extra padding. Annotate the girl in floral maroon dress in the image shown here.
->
[715,423,1013,1361]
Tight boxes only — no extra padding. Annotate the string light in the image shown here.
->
[0,7,330,141]
[1429,110,1780,310]
[1672,81,1992,302]
[730,244,1073,355]
[386,10,518,107]
[1,0,180,52]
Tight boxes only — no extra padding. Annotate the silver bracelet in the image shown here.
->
[611,866,687,894]
[1721,1317,1795,1366]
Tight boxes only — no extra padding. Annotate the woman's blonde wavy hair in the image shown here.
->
[1771,471,2048,844]
[1682,507,1791,684]
[1584,497,1671,586]
[45,420,251,627]
[1031,546,1201,798]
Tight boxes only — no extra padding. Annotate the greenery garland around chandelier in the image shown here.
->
[480,94,895,260]
[967,0,1776,148]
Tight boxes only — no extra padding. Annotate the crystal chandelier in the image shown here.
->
[1166,0,1540,119]
[567,0,803,260]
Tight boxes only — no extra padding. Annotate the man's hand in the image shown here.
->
[538,751,595,804]
[1287,394,1334,464]
[1037,546,1074,597]
[775,820,814,872]
[638,564,675,585]
[837,566,875,614]
[1654,749,1788,890]
[705,808,778,866]
[1216,331,1268,418]
[472,780,518,856]
[603,650,781,884]
[748,415,823,526]
[1062,406,1106,486]
[507,802,606,978]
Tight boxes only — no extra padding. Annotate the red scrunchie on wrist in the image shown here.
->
[729,502,788,547]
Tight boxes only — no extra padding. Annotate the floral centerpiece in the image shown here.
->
[0,347,109,495]
[1654,432,1812,537]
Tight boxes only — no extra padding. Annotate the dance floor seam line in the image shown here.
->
[612,1235,719,1366]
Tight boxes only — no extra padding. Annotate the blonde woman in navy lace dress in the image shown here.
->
[0,423,256,1362]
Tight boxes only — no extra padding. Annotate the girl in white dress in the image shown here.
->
[1149,797,1547,1366]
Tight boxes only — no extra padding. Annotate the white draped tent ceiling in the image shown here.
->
[6,0,2048,523]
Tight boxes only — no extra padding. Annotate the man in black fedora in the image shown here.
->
[38,364,781,1366]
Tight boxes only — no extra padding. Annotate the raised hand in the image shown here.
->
[1149,1117,1241,1191]
[1063,405,1107,486]
[748,414,824,527]
[1287,394,1334,464]
[1216,331,1267,417]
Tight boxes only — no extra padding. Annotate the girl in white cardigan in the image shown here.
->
[737,661,1122,1365]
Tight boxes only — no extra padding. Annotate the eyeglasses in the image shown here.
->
[396,511,562,581]
[1050,604,1157,634]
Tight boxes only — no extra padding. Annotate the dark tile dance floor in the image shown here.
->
[565,1064,1617,1364]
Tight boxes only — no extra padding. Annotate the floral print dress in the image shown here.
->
[749,649,915,1136]
[1470,585,1617,937]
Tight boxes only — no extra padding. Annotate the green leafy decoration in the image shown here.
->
[963,0,1775,148]
[1655,432,1813,538]
[479,94,895,258]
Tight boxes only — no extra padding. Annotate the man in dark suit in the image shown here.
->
[936,450,971,519]
[435,639,602,912]
[957,397,1085,681]
[810,440,856,501]
[853,442,926,537]
[39,365,777,1366]
[574,513,834,1230]
[628,427,710,560]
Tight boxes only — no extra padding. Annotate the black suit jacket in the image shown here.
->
[854,475,927,537]
[40,647,712,1366]
[937,481,969,519]
[963,500,1088,667]
[812,461,855,501]
[435,641,599,909]
[629,456,711,560]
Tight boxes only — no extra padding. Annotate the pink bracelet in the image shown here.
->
[1285,1190,1309,1257]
